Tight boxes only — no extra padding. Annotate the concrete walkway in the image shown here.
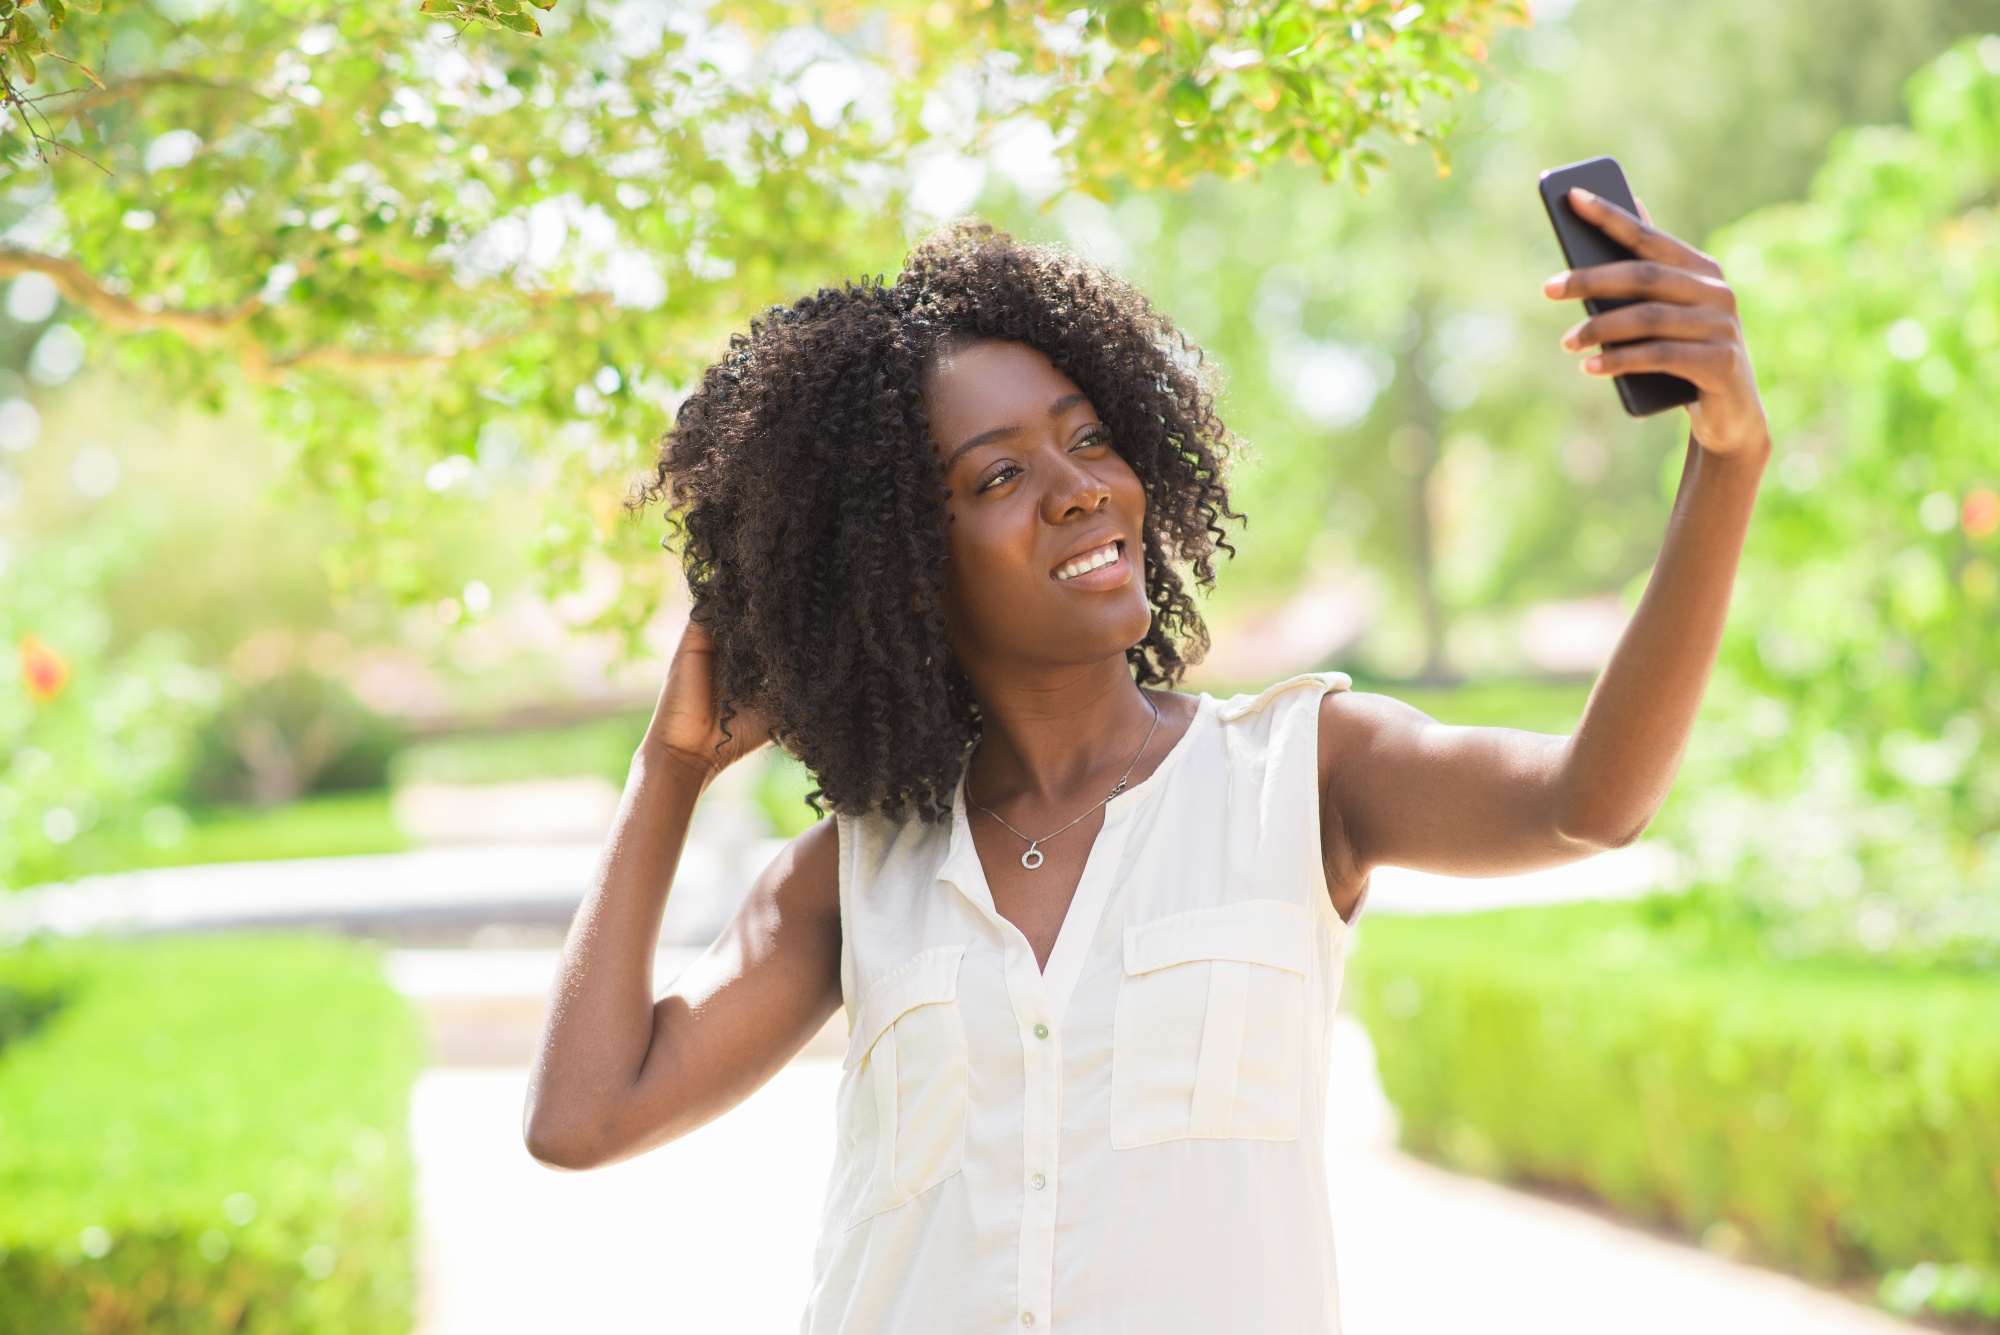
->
[409,1019,1911,1335]
[2,838,1674,943]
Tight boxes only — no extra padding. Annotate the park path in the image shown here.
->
[409,1016,1911,1335]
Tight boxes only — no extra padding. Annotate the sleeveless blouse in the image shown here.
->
[806,672,1354,1334]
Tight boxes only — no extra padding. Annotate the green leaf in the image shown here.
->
[1167,76,1209,127]
[1268,14,1312,58]
[1104,3,1152,50]
[494,9,540,34]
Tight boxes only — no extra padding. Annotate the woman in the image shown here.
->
[525,191,1768,1332]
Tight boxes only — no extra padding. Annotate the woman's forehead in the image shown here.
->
[924,340,1091,441]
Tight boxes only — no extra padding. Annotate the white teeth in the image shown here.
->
[1055,542,1120,581]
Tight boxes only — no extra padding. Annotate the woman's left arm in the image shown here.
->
[1317,188,1769,907]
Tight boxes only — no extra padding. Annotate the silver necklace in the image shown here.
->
[966,696,1162,870]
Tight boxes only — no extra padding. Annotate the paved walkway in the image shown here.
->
[410,1019,1910,1335]
[3,839,1674,943]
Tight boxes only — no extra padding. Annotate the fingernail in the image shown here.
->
[1561,332,1580,351]
[1583,354,1604,373]
[1572,187,1597,203]
[1542,273,1569,296]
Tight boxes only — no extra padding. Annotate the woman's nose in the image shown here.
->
[1041,453,1110,523]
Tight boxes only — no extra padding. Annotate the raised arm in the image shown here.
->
[523,622,842,1170]
[1317,188,1769,917]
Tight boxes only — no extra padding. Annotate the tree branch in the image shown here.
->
[0,246,610,383]
[0,247,260,346]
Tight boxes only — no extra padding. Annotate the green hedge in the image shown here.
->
[1350,902,2000,1322]
[0,935,425,1334]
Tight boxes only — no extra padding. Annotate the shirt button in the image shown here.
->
[1021,1314,1036,1327]
[1030,1173,1046,1190]
[1033,1023,1049,1039]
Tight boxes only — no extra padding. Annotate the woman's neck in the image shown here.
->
[964,656,1162,808]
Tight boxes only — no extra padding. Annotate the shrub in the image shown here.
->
[186,670,408,808]
[1350,902,2000,1315]
[1675,37,2000,962]
[2,527,222,893]
[0,935,424,1334]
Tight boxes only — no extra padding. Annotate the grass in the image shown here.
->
[1354,676,1594,735]
[12,791,412,889]
[389,711,652,787]
[160,792,411,868]
[0,934,424,1333]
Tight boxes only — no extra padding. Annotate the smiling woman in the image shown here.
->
[529,207,1774,1334]
[632,221,1238,822]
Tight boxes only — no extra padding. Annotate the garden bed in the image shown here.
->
[1350,900,2000,1326]
[0,934,424,1334]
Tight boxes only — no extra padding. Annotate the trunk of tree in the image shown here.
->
[1397,301,1456,686]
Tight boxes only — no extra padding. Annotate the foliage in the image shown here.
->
[1664,36,2000,963]
[0,934,424,1334]
[1004,0,2000,677]
[756,747,821,839]
[0,517,220,891]
[186,669,408,807]
[0,0,1514,632]
[1350,902,2000,1318]
[0,0,99,111]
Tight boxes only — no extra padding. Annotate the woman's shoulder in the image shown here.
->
[1209,670,1352,723]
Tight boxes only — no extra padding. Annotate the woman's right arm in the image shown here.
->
[522,622,843,1171]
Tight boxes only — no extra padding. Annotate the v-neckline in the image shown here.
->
[941,692,1211,1020]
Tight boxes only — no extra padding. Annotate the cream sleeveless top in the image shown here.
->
[806,672,1354,1334]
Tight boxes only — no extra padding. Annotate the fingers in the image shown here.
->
[1566,187,1721,276]
[1562,301,1735,353]
[1580,336,1746,389]
[1543,259,1735,313]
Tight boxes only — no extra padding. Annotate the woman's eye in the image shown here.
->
[978,465,1021,493]
[1072,428,1108,451]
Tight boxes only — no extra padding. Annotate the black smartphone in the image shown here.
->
[1538,156,1699,418]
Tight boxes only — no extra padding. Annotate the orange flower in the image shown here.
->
[1964,488,2000,539]
[19,635,68,704]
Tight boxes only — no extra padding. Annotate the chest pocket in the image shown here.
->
[840,945,968,1226]
[1110,900,1310,1150]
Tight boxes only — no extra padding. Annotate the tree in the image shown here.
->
[1666,37,2000,963]
[0,0,1518,887]
[1006,0,2000,684]
[0,0,1514,618]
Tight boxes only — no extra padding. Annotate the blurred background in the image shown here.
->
[1,0,1996,1332]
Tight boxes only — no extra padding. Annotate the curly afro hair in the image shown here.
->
[636,221,1240,822]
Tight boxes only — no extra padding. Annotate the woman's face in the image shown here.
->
[925,339,1153,678]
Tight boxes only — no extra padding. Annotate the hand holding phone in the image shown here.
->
[1534,157,1768,456]
[1538,157,1698,417]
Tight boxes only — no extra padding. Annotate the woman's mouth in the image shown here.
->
[1054,540,1123,582]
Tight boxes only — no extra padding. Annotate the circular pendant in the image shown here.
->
[1021,846,1045,870]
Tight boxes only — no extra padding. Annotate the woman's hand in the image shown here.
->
[644,619,775,780]
[1544,187,1769,459]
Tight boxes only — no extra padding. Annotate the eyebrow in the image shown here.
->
[943,392,1091,471]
